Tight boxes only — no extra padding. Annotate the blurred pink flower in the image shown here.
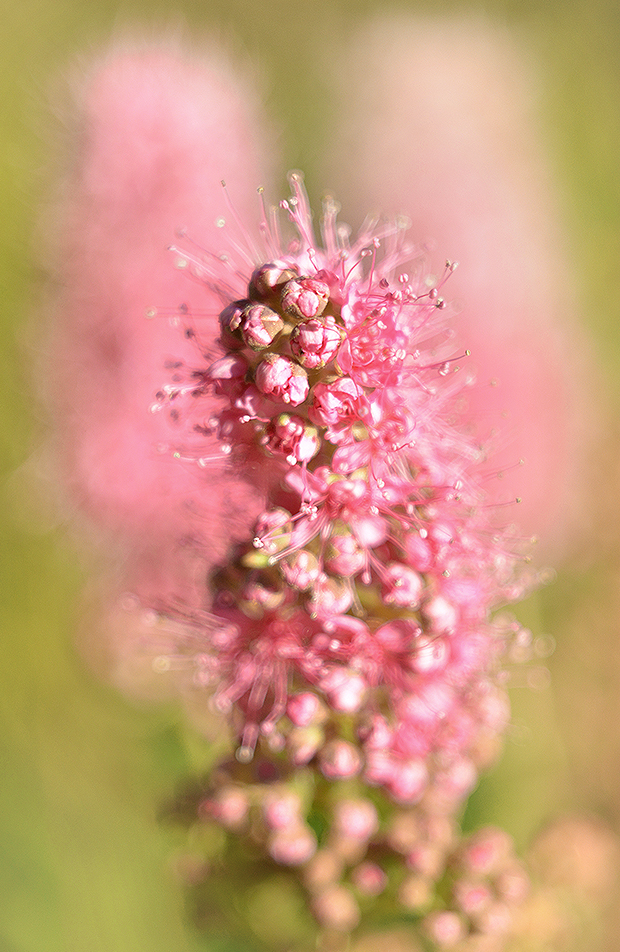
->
[50,41,274,601]
[322,16,590,559]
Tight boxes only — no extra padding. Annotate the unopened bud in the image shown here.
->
[248,261,298,301]
[307,574,353,620]
[253,507,292,555]
[423,910,466,947]
[255,354,309,406]
[241,571,285,613]
[351,861,387,896]
[381,562,423,608]
[333,798,378,840]
[290,317,342,369]
[312,885,360,931]
[263,790,302,830]
[287,692,323,727]
[281,276,330,320]
[268,824,317,866]
[219,299,251,349]
[321,667,367,714]
[239,303,284,350]
[319,740,362,780]
[287,724,324,765]
[200,786,249,830]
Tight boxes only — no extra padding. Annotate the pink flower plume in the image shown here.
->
[322,16,591,559]
[47,32,590,939]
[51,41,274,586]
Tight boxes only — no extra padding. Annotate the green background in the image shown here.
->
[3,0,620,949]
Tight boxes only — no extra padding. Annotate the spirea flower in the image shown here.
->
[139,169,539,938]
[152,171,529,768]
[52,39,579,949]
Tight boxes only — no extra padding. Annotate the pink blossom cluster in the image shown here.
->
[157,173,528,780]
[50,40,578,947]
[150,174,535,934]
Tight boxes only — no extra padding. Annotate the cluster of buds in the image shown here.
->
[151,174,536,944]
[175,751,532,947]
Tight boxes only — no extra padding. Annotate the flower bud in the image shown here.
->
[241,571,285,613]
[304,849,343,890]
[423,594,459,634]
[458,827,514,876]
[404,530,434,572]
[287,724,324,765]
[351,861,387,896]
[206,353,248,397]
[319,740,362,780]
[333,799,378,840]
[290,317,342,369]
[454,879,493,919]
[307,574,353,620]
[255,354,309,406]
[309,376,365,437]
[399,874,433,911]
[409,635,448,677]
[423,910,466,947]
[387,758,428,804]
[268,824,317,865]
[281,276,330,320]
[287,691,323,726]
[381,562,423,608]
[263,789,302,830]
[321,667,367,714]
[200,786,249,830]
[219,299,251,349]
[312,885,360,931]
[248,261,298,301]
[239,303,284,350]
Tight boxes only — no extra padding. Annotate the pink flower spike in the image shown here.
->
[55,90,556,932]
